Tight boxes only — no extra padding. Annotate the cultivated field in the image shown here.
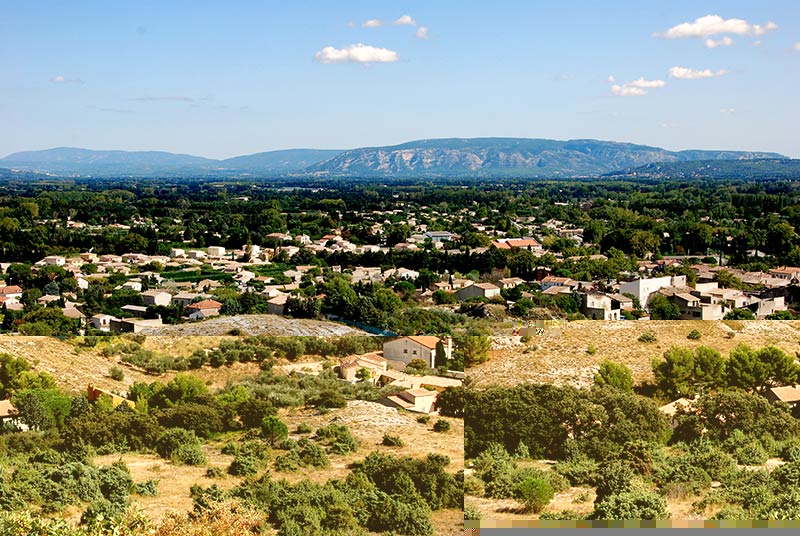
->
[472,320,800,388]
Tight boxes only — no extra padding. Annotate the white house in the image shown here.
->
[382,336,453,370]
[207,246,226,258]
[619,275,687,310]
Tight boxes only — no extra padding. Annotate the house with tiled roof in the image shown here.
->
[382,336,453,370]
[338,352,388,383]
[186,299,223,320]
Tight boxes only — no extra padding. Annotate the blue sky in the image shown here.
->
[2,0,799,158]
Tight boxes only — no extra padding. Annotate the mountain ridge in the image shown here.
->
[0,138,787,178]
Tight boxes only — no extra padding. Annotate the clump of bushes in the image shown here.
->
[687,330,702,340]
[155,428,206,466]
[314,424,358,455]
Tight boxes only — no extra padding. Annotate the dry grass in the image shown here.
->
[472,320,800,388]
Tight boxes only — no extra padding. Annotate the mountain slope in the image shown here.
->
[304,138,785,177]
[221,149,343,173]
[0,139,787,178]
[604,158,800,180]
[0,147,217,176]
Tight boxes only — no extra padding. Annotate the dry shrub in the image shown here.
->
[154,500,263,536]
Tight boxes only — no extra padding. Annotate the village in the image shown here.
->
[0,219,795,338]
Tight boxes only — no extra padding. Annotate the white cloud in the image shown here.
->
[668,66,729,79]
[607,75,616,83]
[705,36,734,48]
[362,19,383,28]
[661,15,778,39]
[611,85,647,96]
[720,108,736,114]
[794,42,800,51]
[50,75,83,84]
[415,26,429,40]
[314,43,399,64]
[393,15,417,26]
[610,77,665,96]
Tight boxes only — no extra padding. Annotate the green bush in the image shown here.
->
[315,424,358,455]
[274,450,301,472]
[205,466,224,478]
[416,415,430,424]
[464,475,485,497]
[132,479,158,496]
[382,434,404,447]
[554,457,599,486]
[464,504,482,520]
[295,422,312,434]
[687,330,702,340]
[261,415,288,446]
[433,419,451,433]
[638,331,657,343]
[109,366,125,381]
[174,443,207,466]
[228,453,262,476]
[591,490,667,520]
[539,510,583,520]
[516,477,554,513]
[295,438,329,468]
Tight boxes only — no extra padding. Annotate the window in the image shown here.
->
[403,349,408,354]
[412,350,417,355]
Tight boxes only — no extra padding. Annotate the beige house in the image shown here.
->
[386,388,438,414]
[454,282,501,302]
[267,294,288,315]
[338,352,388,383]
[382,336,453,369]
[141,290,172,307]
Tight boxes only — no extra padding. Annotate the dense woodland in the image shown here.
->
[0,176,800,269]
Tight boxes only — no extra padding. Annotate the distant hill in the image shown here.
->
[0,139,787,178]
[303,138,785,178]
[221,149,343,173]
[604,158,800,180]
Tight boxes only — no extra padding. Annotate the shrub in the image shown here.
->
[591,490,667,520]
[464,504,482,520]
[295,423,312,434]
[274,450,301,472]
[586,345,597,355]
[594,462,633,502]
[382,434,404,447]
[638,331,657,343]
[554,457,599,486]
[315,424,358,455]
[295,438,329,468]
[174,443,207,466]
[433,419,451,433]
[228,453,262,477]
[109,367,125,381]
[733,439,768,466]
[416,415,430,424]
[464,475,485,497]
[156,428,200,460]
[687,330,702,340]
[205,466,224,478]
[516,477,554,513]
[261,416,288,446]
[132,479,158,496]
